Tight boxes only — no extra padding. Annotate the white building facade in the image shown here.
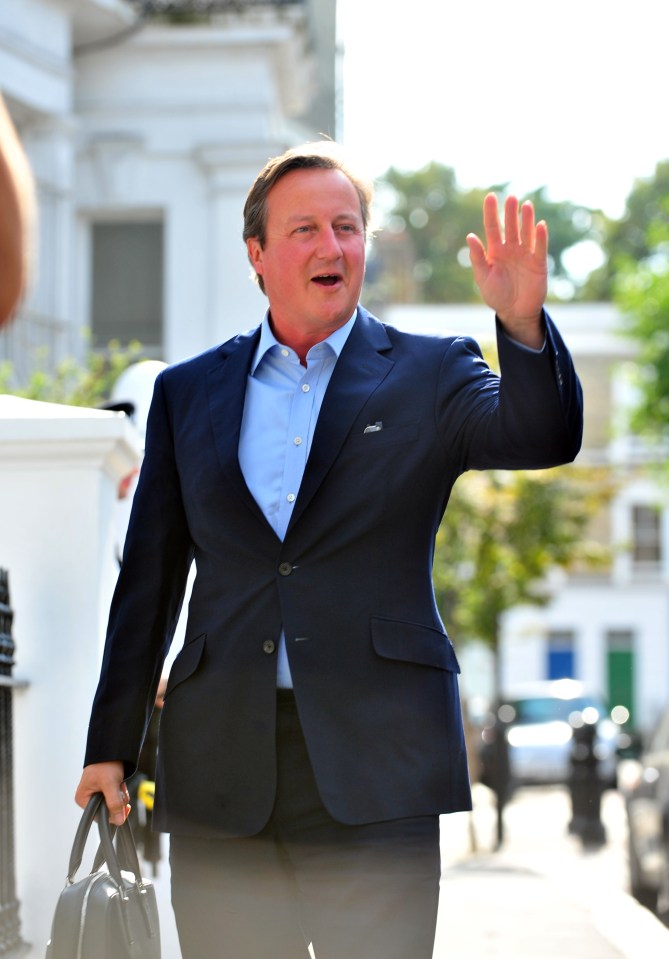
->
[1,0,338,381]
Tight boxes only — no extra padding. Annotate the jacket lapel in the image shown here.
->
[287,312,394,531]
[206,327,278,536]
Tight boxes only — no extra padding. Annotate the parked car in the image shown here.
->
[479,678,622,790]
[620,701,669,921]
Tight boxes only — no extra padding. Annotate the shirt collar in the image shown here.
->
[250,309,358,375]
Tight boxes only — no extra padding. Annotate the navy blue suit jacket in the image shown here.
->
[84,306,583,837]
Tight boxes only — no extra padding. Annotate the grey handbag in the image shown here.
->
[46,792,160,959]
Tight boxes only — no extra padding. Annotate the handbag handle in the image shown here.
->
[66,793,159,945]
[67,793,143,889]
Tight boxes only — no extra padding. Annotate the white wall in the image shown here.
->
[0,396,141,955]
[73,19,313,357]
[0,0,72,115]
[1,4,321,372]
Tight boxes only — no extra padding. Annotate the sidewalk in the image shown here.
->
[148,784,669,958]
[434,784,669,959]
[435,851,669,958]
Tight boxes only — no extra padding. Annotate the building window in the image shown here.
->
[91,221,163,354]
[631,504,662,567]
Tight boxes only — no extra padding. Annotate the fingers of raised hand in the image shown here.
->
[482,193,528,251]
[503,195,522,246]
[466,231,486,270]
[482,192,503,247]
[483,194,546,257]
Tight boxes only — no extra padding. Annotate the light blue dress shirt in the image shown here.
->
[238,311,357,687]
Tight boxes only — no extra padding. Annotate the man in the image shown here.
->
[76,141,583,958]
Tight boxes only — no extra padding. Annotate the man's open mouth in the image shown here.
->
[312,274,341,286]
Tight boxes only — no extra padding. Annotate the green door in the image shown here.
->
[607,630,635,728]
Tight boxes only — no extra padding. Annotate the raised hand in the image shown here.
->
[466,193,547,349]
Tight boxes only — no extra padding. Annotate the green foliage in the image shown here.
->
[0,340,143,408]
[614,201,669,440]
[522,187,608,301]
[433,467,610,653]
[368,163,494,304]
[366,162,603,305]
[583,160,669,301]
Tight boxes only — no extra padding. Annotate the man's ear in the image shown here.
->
[246,237,263,276]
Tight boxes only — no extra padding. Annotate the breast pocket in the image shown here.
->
[349,421,419,450]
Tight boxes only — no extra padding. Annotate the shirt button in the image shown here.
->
[262,640,276,655]
[286,493,296,503]
[281,349,289,357]
[293,437,302,446]
[301,384,310,393]
[278,562,293,576]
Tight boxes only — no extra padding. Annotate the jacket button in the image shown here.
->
[278,562,293,576]
[263,640,276,655]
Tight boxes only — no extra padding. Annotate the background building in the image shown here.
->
[0,0,338,381]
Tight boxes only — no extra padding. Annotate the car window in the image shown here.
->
[509,696,602,724]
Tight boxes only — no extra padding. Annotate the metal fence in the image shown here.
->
[129,0,304,14]
[0,570,26,958]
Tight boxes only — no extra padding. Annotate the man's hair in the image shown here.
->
[243,140,374,294]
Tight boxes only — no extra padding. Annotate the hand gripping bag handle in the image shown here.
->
[70,793,145,884]
[68,794,125,886]
[67,793,158,944]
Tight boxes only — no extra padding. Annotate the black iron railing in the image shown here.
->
[0,570,25,958]
[129,0,304,14]
[74,0,306,59]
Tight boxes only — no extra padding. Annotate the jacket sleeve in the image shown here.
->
[83,371,194,776]
[439,309,583,472]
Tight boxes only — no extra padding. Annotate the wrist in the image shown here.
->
[496,310,545,350]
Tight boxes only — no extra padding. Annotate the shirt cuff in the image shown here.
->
[496,313,547,354]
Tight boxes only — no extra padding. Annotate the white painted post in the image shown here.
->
[0,395,141,956]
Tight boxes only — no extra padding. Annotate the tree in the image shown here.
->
[432,466,609,693]
[365,163,494,304]
[365,162,603,306]
[583,159,669,301]
[612,182,669,441]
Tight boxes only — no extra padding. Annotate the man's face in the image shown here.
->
[246,167,366,342]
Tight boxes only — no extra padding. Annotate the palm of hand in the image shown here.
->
[467,193,548,330]
[476,243,547,321]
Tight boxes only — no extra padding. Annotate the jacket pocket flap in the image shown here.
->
[371,618,460,672]
[165,633,206,696]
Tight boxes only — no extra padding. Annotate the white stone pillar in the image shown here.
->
[0,395,141,956]
[195,143,277,344]
[20,114,79,365]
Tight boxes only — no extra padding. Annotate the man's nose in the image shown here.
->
[315,226,341,258]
